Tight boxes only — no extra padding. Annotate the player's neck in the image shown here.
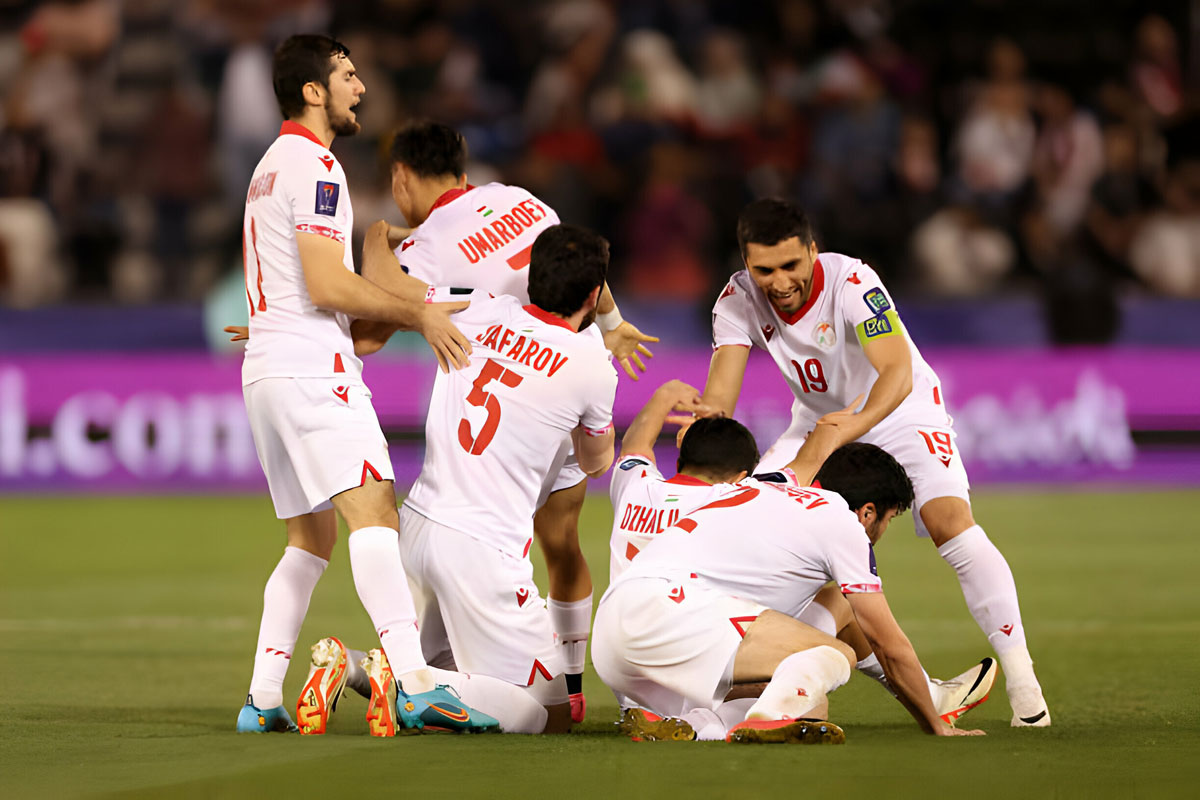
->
[414,177,467,224]
[289,111,335,149]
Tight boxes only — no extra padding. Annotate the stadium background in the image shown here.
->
[2,1,1198,797]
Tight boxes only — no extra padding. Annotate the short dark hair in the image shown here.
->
[677,418,759,480]
[814,443,914,515]
[272,35,349,120]
[527,224,609,316]
[389,121,467,178]
[736,198,814,256]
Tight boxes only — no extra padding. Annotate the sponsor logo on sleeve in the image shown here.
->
[318,154,335,172]
[315,181,340,216]
[620,457,650,471]
[863,288,890,314]
[862,315,893,338]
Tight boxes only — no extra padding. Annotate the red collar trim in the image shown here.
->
[665,474,713,486]
[429,184,476,213]
[279,121,326,148]
[522,304,575,332]
[773,258,825,326]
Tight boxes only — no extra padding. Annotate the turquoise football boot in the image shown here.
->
[236,694,300,733]
[397,684,500,733]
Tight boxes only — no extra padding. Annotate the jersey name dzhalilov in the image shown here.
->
[712,253,947,428]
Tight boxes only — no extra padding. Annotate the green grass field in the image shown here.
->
[2,489,1198,799]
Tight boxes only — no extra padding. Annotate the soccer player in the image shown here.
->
[592,443,988,743]
[609,385,995,726]
[350,121,655,721]
[696,198,1050,727]
[235,34,495,735]
[397,223,618,733]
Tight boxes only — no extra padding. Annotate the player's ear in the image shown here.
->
[302,80,325,108]
[855,502,876,528]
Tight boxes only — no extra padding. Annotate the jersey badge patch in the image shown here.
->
[315,181,339,215]
[862,315,892,338]
[863,288,890,314]
[318,154,334,172]
[619,458,650,471]
[814,321,836,349]
[762,324,775,342]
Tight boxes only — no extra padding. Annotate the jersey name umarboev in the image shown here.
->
[241,122,362,386]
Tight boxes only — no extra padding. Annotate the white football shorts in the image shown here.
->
[398,505,567,706]
[592,576,766,717]
[244,377,394,520]
[536,437,588,510]
[757,406,969,538]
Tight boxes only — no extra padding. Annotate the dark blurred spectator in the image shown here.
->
[1130,14,1183,122]
[1130,160,1200,297]
[1083,123,1161,282]
[693,28,762,136]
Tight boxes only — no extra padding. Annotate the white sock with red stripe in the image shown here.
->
[937,525,1039,688]
[548,596,592,678]
[428,667,548,733]
[745,646,851,721]
[248,546,327,709]
[346,527,430,690]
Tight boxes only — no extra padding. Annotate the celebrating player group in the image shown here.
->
[231,33,1049,745]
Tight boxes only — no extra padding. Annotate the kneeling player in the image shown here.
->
[592,443,986,742]
[398,224,618,733]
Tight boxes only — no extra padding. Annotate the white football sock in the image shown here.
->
[248,546,327,709]
[347,527,427,681]
[430,667,548,733]
[715,698,755,729]
[937,525,1039,688]
[746,646,851,721]
[681,708,726,741]
[548,596,592,675]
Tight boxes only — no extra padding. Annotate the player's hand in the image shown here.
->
[603,321,658,380]
[814,394,865,432]
[224,325,249,342]
[934,723,986,736]
[418,301,473,373]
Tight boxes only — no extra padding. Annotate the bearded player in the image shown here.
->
[692,198,1049,727]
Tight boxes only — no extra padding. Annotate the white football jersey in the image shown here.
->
[403,293,617,560]
[241,122,361,386]
[607,454,737,581]
[394,182,560,301]
[611,480,882,619]
[712,254,948,429]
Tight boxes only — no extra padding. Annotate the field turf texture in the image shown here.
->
[2,489,1198,799]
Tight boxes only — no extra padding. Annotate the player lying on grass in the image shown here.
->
[609,381,995,730]
[593,441,988,743]
[690,198,1049,727]
[230,120,655,723]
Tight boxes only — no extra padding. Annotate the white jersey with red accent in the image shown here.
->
[241,121,361,386]
[610,480,881,618]
[607,454,735,580]
[403,293,617,559]
[394,182,560,300]
[712,253,948,429]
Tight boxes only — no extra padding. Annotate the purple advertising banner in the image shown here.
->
[1,347,1197,493]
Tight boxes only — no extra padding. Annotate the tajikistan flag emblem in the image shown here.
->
[476,205,494,218]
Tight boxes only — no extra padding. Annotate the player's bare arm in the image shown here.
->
[297,231,472,371]
[846,592,984,737]
[677,345,750,446]
[621,380,710,461]
[572,423,615,478]
[783,394,864,485]
[839,333,913,444]
[350,220,435,353]
[596,282,658,381]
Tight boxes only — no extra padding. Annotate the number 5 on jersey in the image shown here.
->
[458,359,524,455]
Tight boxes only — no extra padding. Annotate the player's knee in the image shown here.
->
[828,637,857,669]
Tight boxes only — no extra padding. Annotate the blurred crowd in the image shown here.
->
[2,0,1198,324]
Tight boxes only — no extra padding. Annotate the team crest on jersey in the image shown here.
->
[762,324,775,342]
[813,321,836,349]
[315,181,339,216]
[863,288,890,314]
